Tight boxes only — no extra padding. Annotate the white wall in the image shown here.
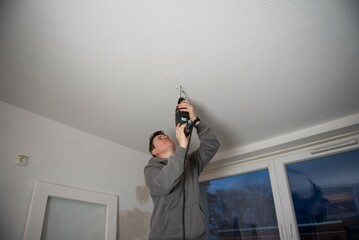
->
[0,101,152,240]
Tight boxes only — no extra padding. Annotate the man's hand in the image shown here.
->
[177,99,196,122]
[176,123,189,148]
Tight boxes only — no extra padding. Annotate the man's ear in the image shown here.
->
[151,148,158,157]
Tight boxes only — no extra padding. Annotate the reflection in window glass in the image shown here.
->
[286,149,359,240]
[200,169,280,240]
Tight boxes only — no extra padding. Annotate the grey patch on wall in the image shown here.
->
[118,207,151,240]
[136,184,150,205]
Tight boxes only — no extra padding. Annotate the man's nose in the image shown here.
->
[159,136,168,141]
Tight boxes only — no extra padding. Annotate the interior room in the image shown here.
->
[1,1,359,239]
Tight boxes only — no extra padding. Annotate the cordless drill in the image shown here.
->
[175,97,192,136]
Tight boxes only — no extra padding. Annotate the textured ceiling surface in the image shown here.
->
[1,1,359,159]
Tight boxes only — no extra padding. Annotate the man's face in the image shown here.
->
[151,134,175,157]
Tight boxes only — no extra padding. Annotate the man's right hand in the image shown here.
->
[176,123,189,148]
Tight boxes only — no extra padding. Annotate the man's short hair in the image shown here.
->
[149,130,165,156]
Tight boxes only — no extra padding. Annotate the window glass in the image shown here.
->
[286,149,359,240]
[41,197,106,240]
[200,169,280,240]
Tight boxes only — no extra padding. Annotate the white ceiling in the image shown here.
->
[1,1,359,160]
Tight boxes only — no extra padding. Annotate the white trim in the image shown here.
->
[213,113,359,162]
[203,131,359,179]
[310,139,358,154]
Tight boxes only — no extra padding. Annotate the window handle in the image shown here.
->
[280,224,285,239]
[290,224,294,239]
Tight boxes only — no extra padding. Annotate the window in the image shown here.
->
[200,169,280,240]
[286,149,359,240]
[200,135,359,240]
[41,197,107,240]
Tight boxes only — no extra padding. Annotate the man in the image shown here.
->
[144,99,220,240]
